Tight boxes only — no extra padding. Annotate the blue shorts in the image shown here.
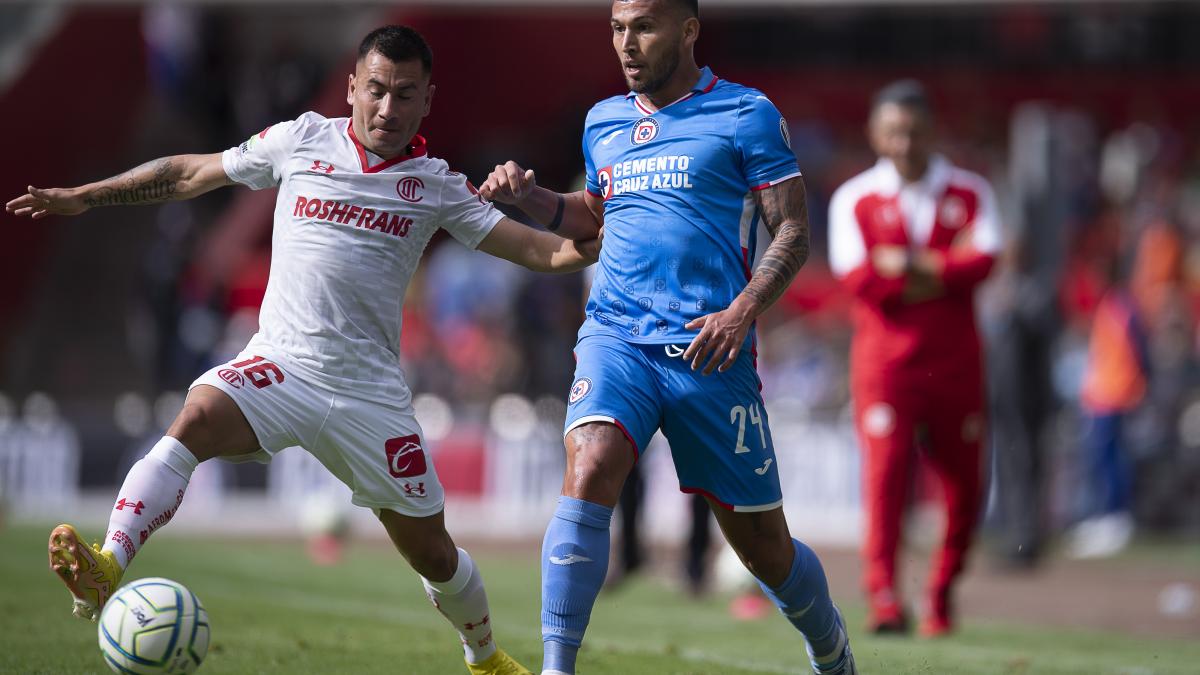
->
[564,333,783,512]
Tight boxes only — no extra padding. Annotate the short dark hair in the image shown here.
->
[677,0,699,18]
[358,25,433,75]
[871,79,932,118]
[621,0,697,19]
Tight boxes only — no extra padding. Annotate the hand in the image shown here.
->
[950,225,977,252]
[871,245,907,279]
[903,250,945,303]
[6,185,89,219]
[576,226,604,262]
[681,296,758,375]
[478,161,536,205]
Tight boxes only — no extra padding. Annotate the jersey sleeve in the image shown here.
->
[436,171,505,249]
[735,93,802,191]
[827,183,868,278]
[941,176,1002,294]
[582,110,602,198]
[965,178,1002,255]
[829,178,906,308]
[221,114,311,189]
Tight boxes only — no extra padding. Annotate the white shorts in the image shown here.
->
[189,346,444,517]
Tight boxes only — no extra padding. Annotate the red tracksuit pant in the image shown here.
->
[853,375,985,609]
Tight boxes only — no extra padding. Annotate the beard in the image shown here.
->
[627,47,680,95]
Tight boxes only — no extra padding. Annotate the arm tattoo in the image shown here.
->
[742,178,810,309]
[83,158,180,207]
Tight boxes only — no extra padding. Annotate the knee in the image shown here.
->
[731,532,794,587]
[564,426,635,504]
[566,449,623,498]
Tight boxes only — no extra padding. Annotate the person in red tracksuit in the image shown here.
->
[828,80,1001,637]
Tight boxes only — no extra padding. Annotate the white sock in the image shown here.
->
[421,547,498,664]
[101,436,197,569]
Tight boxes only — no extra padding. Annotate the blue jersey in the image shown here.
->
[580,66,800,346]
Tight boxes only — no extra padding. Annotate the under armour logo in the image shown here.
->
[549,553,593,565]
[463,614,490,631]
[115,498,145,515]
[403,482,426,497]
[309,160,335,174]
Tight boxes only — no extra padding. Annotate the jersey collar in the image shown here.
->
[346,120,428,173]
[628,66,719,115]
[874,154,950,196]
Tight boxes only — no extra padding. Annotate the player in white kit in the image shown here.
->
[5,25,593,675]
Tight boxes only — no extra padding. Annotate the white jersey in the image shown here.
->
[828,155,1001,278]
[221,112,503,405]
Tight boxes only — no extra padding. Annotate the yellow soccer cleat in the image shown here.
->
[48,523,124,622]
[466,648,533,675]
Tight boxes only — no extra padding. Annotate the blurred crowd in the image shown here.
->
[2,3,1199,565]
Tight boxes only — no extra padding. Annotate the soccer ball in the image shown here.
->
[98,577,210,674]
[713,544,759,594]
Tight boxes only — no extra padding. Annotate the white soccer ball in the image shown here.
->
[298,492,352,539]
[713,544,759,594]
[98,577,210,674]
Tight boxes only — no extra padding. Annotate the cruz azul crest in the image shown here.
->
[631,117,660,145]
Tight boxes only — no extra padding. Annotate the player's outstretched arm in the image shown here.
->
[683,176,810,374]
[477,161,603,241]
[5,153,233,219]
[476,217,599,274]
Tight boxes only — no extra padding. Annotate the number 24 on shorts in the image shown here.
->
[730,403,766,454]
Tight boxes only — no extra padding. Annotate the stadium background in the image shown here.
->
[1,0,1199,662]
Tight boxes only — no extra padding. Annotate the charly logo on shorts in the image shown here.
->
[631,117,660,145]
[218,368,244,389]
[569,377,593,405]
[385,434,427,478]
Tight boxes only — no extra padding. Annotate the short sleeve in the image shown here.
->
[828,182,868,278]
[967,179,1002,255]
[735,93,801,190]
[437,172,504,249]
[582,112,601,197]
[221,115,309,190]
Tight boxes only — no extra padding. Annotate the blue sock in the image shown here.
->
[758,539,843,661]
[541,496,613,674]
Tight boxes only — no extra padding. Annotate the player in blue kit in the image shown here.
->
[479,2,857,674]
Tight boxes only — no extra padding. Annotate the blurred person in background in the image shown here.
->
[1067,261,1148,559]
[985,104,1071,571]
[828,80,1002,637]
[6,24,600,675]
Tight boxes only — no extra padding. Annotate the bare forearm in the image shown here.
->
[518,187,601,240]
[525,229,595,273]
[79,154,230,208]
[476,217,596,274]
[740,220,809,312]
[738,177,811,316]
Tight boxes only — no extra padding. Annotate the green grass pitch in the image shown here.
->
[0,524,1195,674]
